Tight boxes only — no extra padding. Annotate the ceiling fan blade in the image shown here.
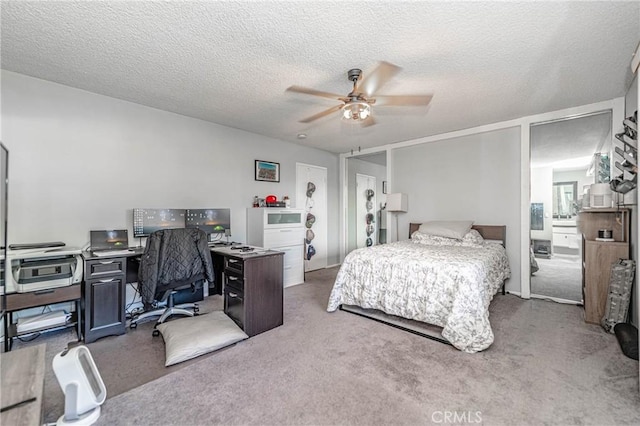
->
[357,61,402,97]
[360,116,377,127]
[299,104,343,123]
[373,94,433,107]
[286,85,345,100]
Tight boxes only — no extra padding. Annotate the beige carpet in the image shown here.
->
[14,267,640,425]
[531,253,582,302]
[11,295,225,423]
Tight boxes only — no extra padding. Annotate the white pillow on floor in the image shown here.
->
[157,311,248,366]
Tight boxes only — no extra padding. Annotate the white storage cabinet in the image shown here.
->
[246,208,305,287]
[552,225,579,249]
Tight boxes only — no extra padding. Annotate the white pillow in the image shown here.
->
[157,311,248,366]
[463,229,484,245]
[418,221,474,240]
[412,229,484,247]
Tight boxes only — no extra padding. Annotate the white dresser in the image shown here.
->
[246,208,305,287]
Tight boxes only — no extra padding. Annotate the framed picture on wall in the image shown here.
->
[255,160,280,182]
[382,181,388,194]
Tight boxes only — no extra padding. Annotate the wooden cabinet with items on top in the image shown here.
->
[82,255,127,343]
[577,208,630,324]
[211,247,283,337]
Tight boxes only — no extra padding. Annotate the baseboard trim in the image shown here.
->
[325,263,341,269]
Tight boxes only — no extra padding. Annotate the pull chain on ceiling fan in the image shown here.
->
[286,61,433,127]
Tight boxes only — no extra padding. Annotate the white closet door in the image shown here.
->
[356,173,376,249]
[296,163,327,272]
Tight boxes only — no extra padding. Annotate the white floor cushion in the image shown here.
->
[156,311,248,366]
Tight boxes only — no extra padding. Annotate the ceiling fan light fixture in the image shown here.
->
[341,101,371,121]
[288,62,432,126]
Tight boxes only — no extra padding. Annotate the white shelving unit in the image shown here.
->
[246,208,305,287]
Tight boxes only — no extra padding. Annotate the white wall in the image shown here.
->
[346,157,386,253]
[530,167,553,242]
[1,71,341,265]
[392,126,521,292]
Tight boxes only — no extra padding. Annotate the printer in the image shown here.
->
[6,247,83,293]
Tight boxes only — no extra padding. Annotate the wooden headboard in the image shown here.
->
[409,223,507,247]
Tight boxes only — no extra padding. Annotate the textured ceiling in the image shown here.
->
[2,1,639,154]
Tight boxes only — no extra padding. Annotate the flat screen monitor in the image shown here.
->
[133,208,186,238]
[185,208,231,235]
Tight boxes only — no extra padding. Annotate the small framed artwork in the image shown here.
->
[382,181,388,194]
[255,160,280,182]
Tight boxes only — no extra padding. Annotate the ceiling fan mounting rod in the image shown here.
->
[347,68,362,83]
[347,68,363,98]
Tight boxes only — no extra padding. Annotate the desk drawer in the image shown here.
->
[224,271,244,292]
[86,258,126,278]
[225,257,243,275]
[224,287,244,330]
[5,284,81,311]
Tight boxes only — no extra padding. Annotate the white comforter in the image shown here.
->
[327,239,511,352]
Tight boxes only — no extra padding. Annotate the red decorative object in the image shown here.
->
[265,195,277,204]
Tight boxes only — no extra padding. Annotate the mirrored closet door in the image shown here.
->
[529,111,612,303]
[346,152,387,254]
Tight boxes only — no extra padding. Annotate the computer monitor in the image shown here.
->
[185,209,231,236]
[133,209,186,238]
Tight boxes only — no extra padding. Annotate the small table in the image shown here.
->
[4,284,82,352]
[0,344,45,425]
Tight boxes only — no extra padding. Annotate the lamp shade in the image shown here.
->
[386,193,408,212]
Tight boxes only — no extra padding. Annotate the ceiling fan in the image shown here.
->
[286,61,433,127]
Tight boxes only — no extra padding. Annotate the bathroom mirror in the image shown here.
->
[552,181,577,218]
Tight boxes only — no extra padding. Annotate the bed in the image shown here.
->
[327,223,511,353]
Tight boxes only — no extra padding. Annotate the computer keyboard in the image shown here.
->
[92,249,135,257]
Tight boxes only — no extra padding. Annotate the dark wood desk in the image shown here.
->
[4,285,82,352]
[211,247,283,337]
[0,344,45,425]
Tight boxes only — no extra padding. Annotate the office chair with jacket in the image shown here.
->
[130,228,215,335]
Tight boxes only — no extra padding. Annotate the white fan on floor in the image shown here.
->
[53,345,107,426]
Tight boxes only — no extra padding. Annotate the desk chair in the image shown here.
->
[130,228,214,335]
